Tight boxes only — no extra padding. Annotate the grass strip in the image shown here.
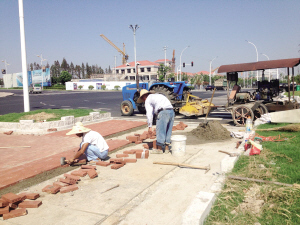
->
[205,123,300,225]
[0,109,105,122]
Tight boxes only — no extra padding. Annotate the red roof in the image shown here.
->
[116,60,159,68]
[195,71,210,75]
[155,59,172,63]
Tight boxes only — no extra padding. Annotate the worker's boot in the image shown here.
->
[151,145,163,154]
[164,145,170,154]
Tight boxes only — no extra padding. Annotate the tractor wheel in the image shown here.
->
[232,105,254,127]
[120,100,134,116]
[151,86,176,102]
[254,103,268,120]
[137,105,146,114]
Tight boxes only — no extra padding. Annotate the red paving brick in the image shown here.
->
[0,120,145,190]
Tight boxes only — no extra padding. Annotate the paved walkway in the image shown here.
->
[0,122,242,225]
[0,120,146,190]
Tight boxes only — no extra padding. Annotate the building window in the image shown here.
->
[127,69,131,73]
[116,70,119,74]
[140,68,144,72]
[147,67,151,72]
[133,68,135,73]
[121,69,125,74]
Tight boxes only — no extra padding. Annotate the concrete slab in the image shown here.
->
[0,121,241,225]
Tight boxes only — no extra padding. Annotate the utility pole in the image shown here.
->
[163,46,167,66]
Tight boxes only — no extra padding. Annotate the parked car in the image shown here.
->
[29,84,42,94]
[205,85,215,91]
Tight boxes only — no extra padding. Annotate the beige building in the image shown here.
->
[114,60,170,81]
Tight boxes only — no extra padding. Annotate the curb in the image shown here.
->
[182,142,244,225]
[0,112,111,135]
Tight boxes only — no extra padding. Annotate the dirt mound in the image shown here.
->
[190,120,231,141]
[21,112,57,122]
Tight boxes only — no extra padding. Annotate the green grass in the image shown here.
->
[284,90,300,96]
[205,123,300,225]
[0,109,104,122]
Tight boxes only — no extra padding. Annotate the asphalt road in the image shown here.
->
[0,89,233,122]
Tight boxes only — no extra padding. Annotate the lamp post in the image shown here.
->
[129,24,139,85]
[37,54,46,89]
[246,40,259,81]
[209,56,217,85]
[261,53,270,81]
[179,46,189,81]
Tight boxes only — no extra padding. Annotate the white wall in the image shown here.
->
[65,81,135,90]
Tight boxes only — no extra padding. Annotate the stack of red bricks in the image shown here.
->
[42,165,98,195]
[0,192,41,220]
[126,129,156,144]
[95,149,150,170]
[172,122,188,131]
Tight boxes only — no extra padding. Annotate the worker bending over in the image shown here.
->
[137,89,175,153]
[66,122,109,164]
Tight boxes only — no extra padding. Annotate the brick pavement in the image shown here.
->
[0,120,146,190]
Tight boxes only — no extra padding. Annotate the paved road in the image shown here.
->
[0,89,233,122]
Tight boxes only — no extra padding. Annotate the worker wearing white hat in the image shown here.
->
[66,122,109,164]
[137,89,175,153]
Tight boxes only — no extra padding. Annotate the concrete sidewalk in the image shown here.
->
[0,122,242,225]
[0,120,146,190]
[0,92,14,98]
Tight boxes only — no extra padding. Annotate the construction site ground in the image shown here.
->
[0,117,242,225]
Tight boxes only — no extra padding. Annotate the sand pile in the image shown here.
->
[190,120,231,141]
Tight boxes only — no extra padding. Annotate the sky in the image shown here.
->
[1,0,300,78]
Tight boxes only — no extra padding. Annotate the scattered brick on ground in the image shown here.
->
[3,208,27,220]
[96,161,110,167]
[60,184,79,194]
[18,200,42,208]
[87,169,98,179]
[42,185,60,194]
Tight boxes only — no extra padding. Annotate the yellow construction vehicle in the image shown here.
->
[179,94,215,116]
[100,34,129,65]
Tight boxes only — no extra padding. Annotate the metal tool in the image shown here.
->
[218,150,240,157]
[153,161,211,173]
[101,184,120,194]
[60,157,86,166]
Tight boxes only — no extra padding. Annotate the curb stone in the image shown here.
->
[182,143,244,225]
[0,112,111,135]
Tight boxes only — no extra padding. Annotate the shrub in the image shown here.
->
[88,85,94,90]
[101,85,106,90]
[114,85,120,90]
[78,85,83,90]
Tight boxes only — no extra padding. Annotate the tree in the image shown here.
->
[70,62,75,77]
[86,62,92,78]
[81,63,85,78]
[295,75,300,84]
[59,71,72,85]
[61,58,69,72]
[181,73,188,81]
[157,64,171,82]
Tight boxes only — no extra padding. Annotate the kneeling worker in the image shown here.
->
[137,89,175,153]
[66,122,109,164]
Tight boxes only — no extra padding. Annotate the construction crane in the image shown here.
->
[100,34,129,65]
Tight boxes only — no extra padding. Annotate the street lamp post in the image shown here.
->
[209,56,217,85]
[261,53,270,81]
[37,54,46,90]
[246,40,259,81]
[129,24,139,87]
[179,46,189,81]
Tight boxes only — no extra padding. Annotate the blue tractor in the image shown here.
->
[120,80,191,116]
